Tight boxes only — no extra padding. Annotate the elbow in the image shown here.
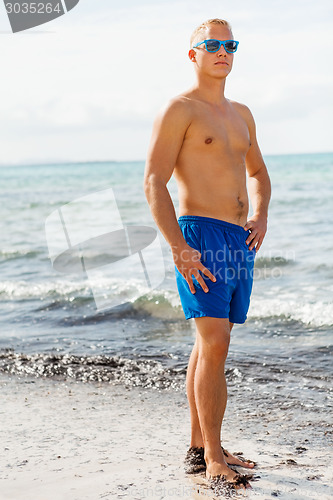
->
[143,175,156,204]
[143,174,165,198]
[143,173,151,190]
[143,175,152,200]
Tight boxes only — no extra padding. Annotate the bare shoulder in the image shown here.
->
[157,93,194,123]
[228,99,256,129]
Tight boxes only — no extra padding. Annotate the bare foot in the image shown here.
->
[221,446,257,469]
[205,459,252,490]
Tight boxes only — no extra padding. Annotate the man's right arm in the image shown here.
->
[143,98,215,294]
[143,98,190,252]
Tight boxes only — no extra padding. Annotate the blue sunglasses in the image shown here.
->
[193,39,239,54]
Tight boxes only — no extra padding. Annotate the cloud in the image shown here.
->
[0,0,332,164]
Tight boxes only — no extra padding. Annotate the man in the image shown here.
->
[143,18,271,491]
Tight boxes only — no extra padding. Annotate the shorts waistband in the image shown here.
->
[177,215,248,236]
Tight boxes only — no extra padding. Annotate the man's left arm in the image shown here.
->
[242,105,271,252]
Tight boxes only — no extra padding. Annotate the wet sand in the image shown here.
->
[0,374,332,500]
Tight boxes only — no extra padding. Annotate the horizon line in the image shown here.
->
[0,151,333,168]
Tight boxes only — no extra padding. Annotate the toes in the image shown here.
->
[238,457,257,467]
[208,472,253,492]
[222,446,257,468]
[233,473,253,489]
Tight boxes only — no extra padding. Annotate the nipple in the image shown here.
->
[205,137,213,144]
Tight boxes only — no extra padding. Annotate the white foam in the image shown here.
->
[249,297,333,327]
[0,279,91,300]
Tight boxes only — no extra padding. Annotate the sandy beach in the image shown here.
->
[1,373,332,500]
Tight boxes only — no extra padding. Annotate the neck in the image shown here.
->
[191,73,227,105]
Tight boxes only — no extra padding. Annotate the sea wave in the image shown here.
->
[1,275,333,328]
[254,255,295,268]
[248,297,333,328]
[0,249,42,261]
[0,279,92,300]
[0,278,184,318]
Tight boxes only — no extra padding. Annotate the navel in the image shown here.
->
[205,137,213,145]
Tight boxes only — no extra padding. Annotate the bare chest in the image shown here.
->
[184,105,251,156]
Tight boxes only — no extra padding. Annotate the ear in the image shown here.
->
[188,49,196,62]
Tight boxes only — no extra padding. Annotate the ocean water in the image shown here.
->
[0,154,332,419]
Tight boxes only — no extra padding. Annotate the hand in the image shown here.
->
[244,215,267,252]
[172,243,216,294]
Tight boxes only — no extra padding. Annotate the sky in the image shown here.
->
[0,0,332,164]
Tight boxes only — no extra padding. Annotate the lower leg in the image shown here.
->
[187,322,234,449]
[186,323,256,470]
[186,338,204,448]
[193,317,252,487]
[194,346,228,466]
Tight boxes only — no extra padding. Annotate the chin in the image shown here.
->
[212,69,230,77]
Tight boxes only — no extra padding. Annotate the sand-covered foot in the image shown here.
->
[206,461,253,491]
[184,445,257,474]
[221,445,257,468]
[184,446,206,474]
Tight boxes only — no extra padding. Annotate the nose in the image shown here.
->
[217,44,228,56]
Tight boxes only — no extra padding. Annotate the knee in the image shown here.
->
[198,331,230,362]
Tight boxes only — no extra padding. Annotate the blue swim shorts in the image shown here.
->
[174,215,256,324]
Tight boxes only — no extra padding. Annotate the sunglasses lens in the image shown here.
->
[225,41,238,52]
[205,40,220,52]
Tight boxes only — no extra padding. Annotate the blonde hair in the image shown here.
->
[190,18,233,47]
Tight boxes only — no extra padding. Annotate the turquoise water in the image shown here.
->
[0,154,332,394]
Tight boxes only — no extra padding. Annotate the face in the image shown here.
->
[189,25,235,78]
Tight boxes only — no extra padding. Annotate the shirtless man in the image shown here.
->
[143,18,271,490]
